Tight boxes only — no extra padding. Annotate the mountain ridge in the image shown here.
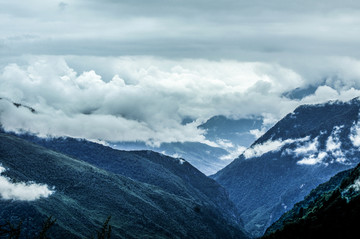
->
[263,161,360,238]
[0,131,249,238]
[212,97,360,237]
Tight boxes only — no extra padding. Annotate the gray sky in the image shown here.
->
[2,0,360,59]
[1,0,360,146]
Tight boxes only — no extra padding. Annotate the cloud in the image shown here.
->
[1,55,360,147]
[293,137,318,156]
[350,122,360,147]
[216,139,234,149]
[349,178,360,192]
[220,146,247,161]
[0,56,306,146]
[58,2,68,11]
[280,126,349,165]
[249,128,267,139]
[0,165,54,201]
[297,151,328,165]
[326,126,346,162]
[243,137,308,159]
[1,0,360,63]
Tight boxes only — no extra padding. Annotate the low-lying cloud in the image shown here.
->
[1,56,360,146]
[243,137,309,159]
[0,56,301,146]
[220,146,247,161]
[0,165,54,201]
[297,151,328,165]
[293,137,318,156]
[350,122,360,147]
[0,56,360,146]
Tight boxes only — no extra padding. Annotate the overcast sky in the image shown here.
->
[1,0,360,146]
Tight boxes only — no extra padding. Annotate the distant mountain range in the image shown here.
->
[114,115,263,175]
[213,97,360,237]
[0,132,248,238]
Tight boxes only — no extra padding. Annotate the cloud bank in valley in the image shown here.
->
[0,56,301,146]
[0,165,54,201]
[1,56,360,146]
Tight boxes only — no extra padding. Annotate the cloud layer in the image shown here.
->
[0,56,300,145]
[0,165,54,201]
[1,56,360,146]
[2,0,360,63]
[1,1,360,147]
[243,136,309,159]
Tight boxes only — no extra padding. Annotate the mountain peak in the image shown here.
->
[213,97,360,237]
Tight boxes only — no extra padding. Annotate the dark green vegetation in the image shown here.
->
[0,132,248,238]
[17,133,243,227]
[0,216,112,239]
[213,98,360,237]
[263,162,360,239]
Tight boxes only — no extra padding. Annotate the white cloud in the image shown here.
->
[243,137,308,159]
[220,146,247,161]
[0,165,54,201]
[1,56,360,147]
[301,85,360,105]
[216,139,234,149]
[350,122,360,147]
[297,151,328,165]
[249,128,267,139]
[293,137,317,156]
[326,126,346,162]
[349,178,360,192]
[283,127,349,165]
[0,56,304,146]
[326,136,341,152]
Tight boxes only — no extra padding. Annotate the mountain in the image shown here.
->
[0,132,248,238]
[263,162,360,239]
[114,116,263,175]
[198,115,263,147]
[281,85,317,100]
[113,141,229,176]
[212,97,360,237]
[0,97,262,175]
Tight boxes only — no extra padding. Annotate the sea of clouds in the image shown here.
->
[1,56,360,147]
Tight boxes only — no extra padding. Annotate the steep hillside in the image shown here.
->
[0,132,248,238]
[213,97,360,237]
[16,133,240,223]
[263,162,360,239]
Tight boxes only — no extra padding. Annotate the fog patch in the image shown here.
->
[243,137,308,159]
[0,165,54,201]
[297,152,328,165]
